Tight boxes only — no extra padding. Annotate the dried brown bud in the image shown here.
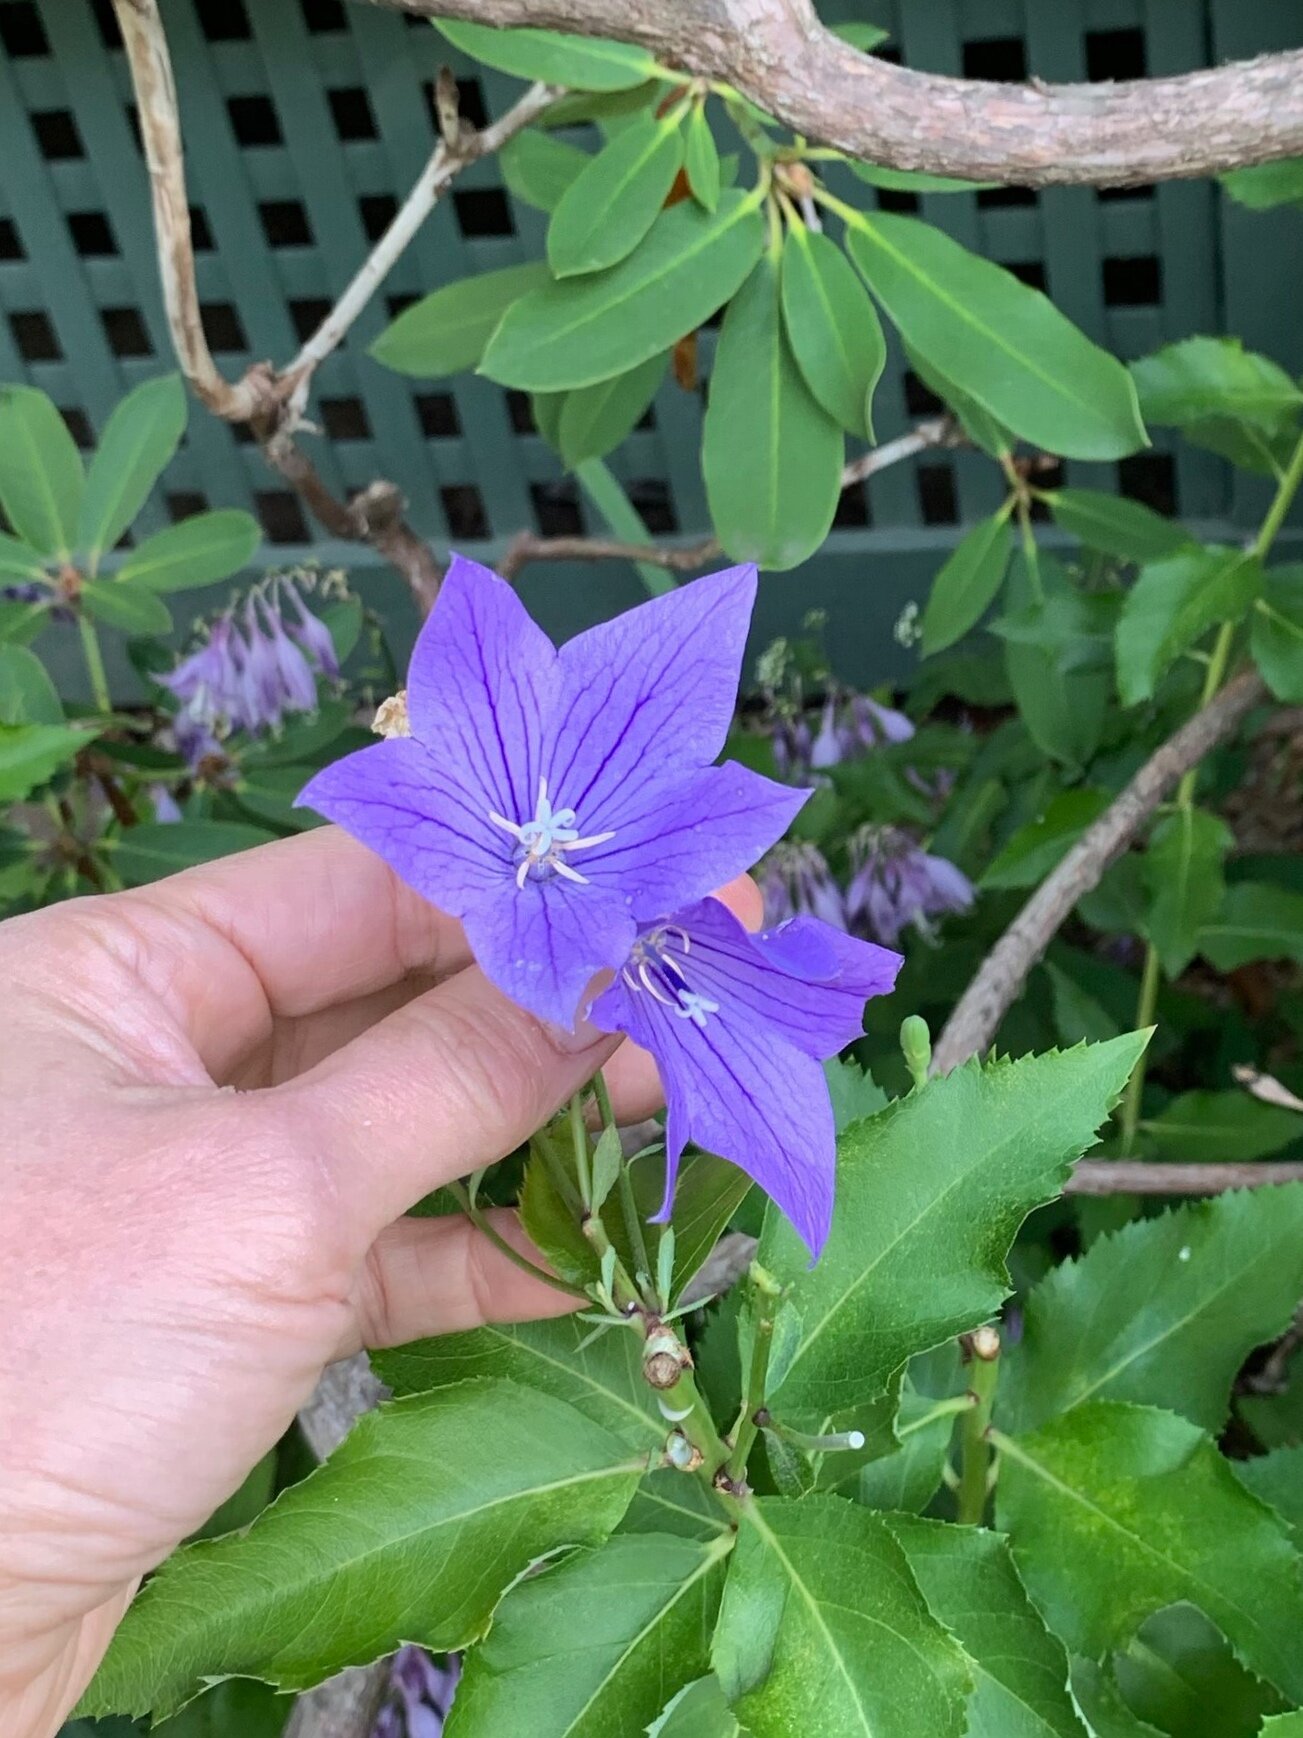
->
[642,1324,693,1391]
[968,1324,1001,1362]
[372,690,411,739]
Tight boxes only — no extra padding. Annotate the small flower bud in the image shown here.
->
[968,1324,1001,1362]
[372,690,411,738]
[664,1430,703,1472]
[900,1014,932,1088]
[643,1324,693,1391]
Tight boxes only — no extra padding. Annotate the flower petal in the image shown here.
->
[546,565,757,818]
[406,554,559,823]
[465,874,638,1030]
[296,737,506,913]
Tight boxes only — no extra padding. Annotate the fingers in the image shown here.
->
[341,1209,576,1357]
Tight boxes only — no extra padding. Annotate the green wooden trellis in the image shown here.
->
[0,0,1299,671]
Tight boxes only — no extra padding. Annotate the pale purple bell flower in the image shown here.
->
[845,825,974,946]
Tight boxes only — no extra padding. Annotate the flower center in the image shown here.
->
[489,777,616,889]
[622,927,721,1028]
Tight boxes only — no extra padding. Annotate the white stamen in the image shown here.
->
[674,990,720,1028]
[489,774,614,887]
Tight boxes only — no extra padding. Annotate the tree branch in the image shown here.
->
[931,666,1268,1076]
[355,0,1303,186]
[1068,1161,1303,1196]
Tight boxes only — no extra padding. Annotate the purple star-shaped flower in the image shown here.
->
[297,557,806,1027]
[591,898,901,1257]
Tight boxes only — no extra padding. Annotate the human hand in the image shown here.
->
[0,825,758,1736]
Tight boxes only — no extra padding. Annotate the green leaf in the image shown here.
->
[1045,488,1190,564]
[1252,566,1303,702]
[650,1677,739,1736]
[0,528,50,582]
[1221,158,1303,210]
[620,1471,732,1542]
[81,1380,642,1719]
[1001,1187,1303,1435]
[919,506,1014,656]
[1130,338,1303,431]
[760,1034,1148,1417]
[712,1497,971,1738]
[684,105,721,211]
[0,385,85,557]
[236,765,327,832]
[117,510,262,593]
[825,1055,888,1134]
[500,129,589,212]
[629,1150,751,1298]
[830,21,891,51]
[1198,882,1303,970]
[849,164,994,194]
[1116,546,1263,705]
[0,643,62,725]
[573,456,674,596]
[843,212,1147,460]
[995,1401,1303,1704]
[1004,627,1108,772]
[112,821,275,884]
[1112,1605,1286,1738]
[373,1315,664,1452]
[371,262,551,377]
[557,352,666,467]
[434,19,660,90]
[1143,808,1232,978]
[1261,1716,1303,1737]
[156,1679,290,1737]
[80,579,174,636]
[481,190,765,390]
[192,1451,278,1543]
[549,113,685,277]
[906,345,1014,457]
[78,374,186,566]
[0,720,96,800]
[852,1378,958,1514]
[779,227,886,440]
[446,1533,730,1738]
[1235,1445,1303,1542]
[1046,961,1122,1048]
[0,594,50,645]
[1241,1381,1303,1451]
[703,253,843,570]
[886,1518,1090,1738]
[1070,1657,1166,1738]
[981,789,1112,891]
[1141,1090,1303,1162]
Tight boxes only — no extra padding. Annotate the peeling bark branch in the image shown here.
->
[1068,1161,1303,1196]
[356,0,1303,186]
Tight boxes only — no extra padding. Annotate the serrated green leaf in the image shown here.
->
[1045,488,1190,564]
[825,1055,888,1134]
[703,252,843,570]
[1198,882,1303,970]
[79,578,173,636]
[779,227,885,440]
[371,262,551,377]
[843,212,1147,460]
[649,1675,739,1737]
[981,789,1112,891]
[1143,808,1232,978]
[1221,158,1303,210]
[886,1518,1090,1738]
[112,821,274,884]
[558,352,666,466]
[1046,961,1122,1048]
[117,510,262,593]
[1235,1445,1303,1542]
[684,105,721,211]
[1260,1715,1303,1737]
[435,19,660,90]
[0,385,85,557]
[851,1377,959,1514]
[549,113,685,277]
[78,374,186,566]
[759,1034,1148,1417]
[1130,338,1303,431]
[996,1401,1303,1703]
[481,191,765,391]
[155,1679,289,1737]
[919,506,1014,655]
[1252,566,1303,702]
[1001,1187,1303,1435]
[620,1470,732,1541]
[1070,1657,1166,1738]
[0,720,97,799]
[712,1496,972,1738]
[500,129,589,211]
[446,1533,730,1738]
[0,643,62,724]
[1113,1605,1286,1738]
[1116,546,1263,705]
[81,1380,643,1719]
[1140,1091,1303,1162]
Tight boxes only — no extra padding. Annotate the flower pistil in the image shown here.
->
[488,776,615,889]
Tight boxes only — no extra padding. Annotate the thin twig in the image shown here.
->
[1068,1161,1303,1195]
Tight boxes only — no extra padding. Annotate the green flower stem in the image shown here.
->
[660,1365,732,1482]
[1119,941,1162,1155]
[898,1392,979,1440]
[725,1264,784,1485]
[593,1068,653,1293]
[568,1091,592,1207]
[77,613,112,715]
[956,1333,1001,1525]
[444,1179,586,1302]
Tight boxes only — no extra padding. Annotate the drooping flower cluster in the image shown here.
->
[161,574,339,768]
[371,1647,459,1738]
[846,824,975,946]
[300,558,902,1255]
[756,840,848,932]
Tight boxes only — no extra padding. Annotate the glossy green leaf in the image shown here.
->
[81,1380,642,1719]
[1045,488,1190,564]
[0,643,62,725]
[703,253,843,570]
[981,789,1112,891]
[0,385,85,556]
[919,506,1014,655]
[557,352,666,466]
[851,1378,958,1514]
[684,104,721,211]
[549,113,685,277]
[1113,1605,1286,1738]
[905,345,1014,456]
[0,528,49,582]
[1116,546,1262,705]
[849,164,994,194]
[0,720,96,800]
[1143,807,1232,978]
[1002,1187,1303,1435]
[1235,1445,1303,1542]
[447,1533,730,1738]
[78,374,186,566]
[1198,882,1303,970]
[759,1034,1148,1417]
[780,227,885,439]
[1141,1090,1303,1162]
[80,579,174,636]
[481,190,765,390]
[500,129,589,211]
[370,262,551,376]
[1221,157,1303,210]
[1252,565,1303,702]
[712,1497,972,1738]
[886,1518,1090,1738]
[112,821,275,884]
[1130,338,1303,431]
[435,19,660,90]
[844,212,1147,459]
[1070,1657,1166,1738]
[117,510,261,594]
[997,1401,1303,1705]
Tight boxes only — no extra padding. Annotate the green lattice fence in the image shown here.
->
[0,0,1300,670]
